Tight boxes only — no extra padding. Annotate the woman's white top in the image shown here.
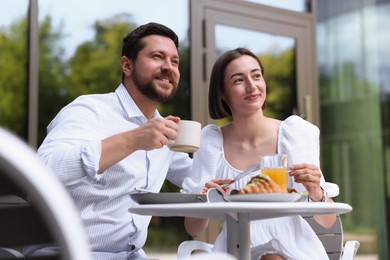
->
[183,115,336,260]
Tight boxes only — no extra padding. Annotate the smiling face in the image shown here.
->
[223,55,266,117]
[130,35,180,102]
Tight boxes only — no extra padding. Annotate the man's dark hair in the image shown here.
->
[122,22,179,61]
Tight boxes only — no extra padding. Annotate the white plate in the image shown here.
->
[130,192,207,204]
[226,193,306,202]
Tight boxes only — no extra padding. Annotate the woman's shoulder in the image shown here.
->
[278,116,320,167]
[278,115,320,148]
[199,124,223,150]
[281,115,319,134]
[201,124,222,139]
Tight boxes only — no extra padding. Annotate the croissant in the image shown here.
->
[238,174,287,194]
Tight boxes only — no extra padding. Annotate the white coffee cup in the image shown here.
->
[169,120,201,153]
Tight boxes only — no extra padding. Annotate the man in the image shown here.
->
[26,22,192,259]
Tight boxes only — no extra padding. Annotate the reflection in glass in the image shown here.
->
[317,1,389,258]
[215,24,297,121]
[0,0,29,138]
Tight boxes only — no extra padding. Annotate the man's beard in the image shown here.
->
[133,67,178,103]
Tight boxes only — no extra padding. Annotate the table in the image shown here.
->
[129,201,352,259]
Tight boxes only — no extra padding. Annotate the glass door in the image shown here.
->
[191,0,319,126]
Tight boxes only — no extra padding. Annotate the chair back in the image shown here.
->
[0,127,91,260]
[304,215,343,260]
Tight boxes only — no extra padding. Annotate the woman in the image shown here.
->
[182,48,338,260]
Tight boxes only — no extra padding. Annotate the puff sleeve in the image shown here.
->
[182,124,223,194]
[278,115,339,197]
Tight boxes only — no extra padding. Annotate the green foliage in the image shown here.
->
[260,49,296,120]
[37,16,69,143]
[0,15,71,141]
[66,15,135,100]
[0,17,28,136]
[319,62,378,103]
[1,13,191,144]
[319,62,383,236]
[145,217,191,251]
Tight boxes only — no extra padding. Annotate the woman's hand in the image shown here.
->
[289,164,323,201]
[200,178,234,195]
[289,164,336,227]
[185,179,232,238]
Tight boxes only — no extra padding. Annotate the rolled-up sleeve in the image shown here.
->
[38,97,105,186]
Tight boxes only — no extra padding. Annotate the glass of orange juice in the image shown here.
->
[260,154,288,191]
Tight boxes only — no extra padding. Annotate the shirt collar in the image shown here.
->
[115,84,161,122]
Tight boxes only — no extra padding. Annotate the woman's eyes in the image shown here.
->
[233,74,262,84]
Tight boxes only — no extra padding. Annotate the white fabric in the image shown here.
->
[29,84,192,260]
[181,252,237,260]
[183,115,333,260]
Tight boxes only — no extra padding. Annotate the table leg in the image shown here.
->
[226,213,250,260]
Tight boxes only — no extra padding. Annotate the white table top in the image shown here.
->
[129,201,352,221]
[129,200,352,259]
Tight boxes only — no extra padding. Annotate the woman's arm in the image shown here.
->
[289,163,336,228]
[313,197,336,228]
[184,218,210,238]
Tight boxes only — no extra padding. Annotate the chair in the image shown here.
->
[304,215,360,260]
[0,127,92,259]
[0,247,24,258]
[176,244,236,260]
[177,215,360,260]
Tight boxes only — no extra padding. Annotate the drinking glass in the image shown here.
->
[260,154,288,191]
